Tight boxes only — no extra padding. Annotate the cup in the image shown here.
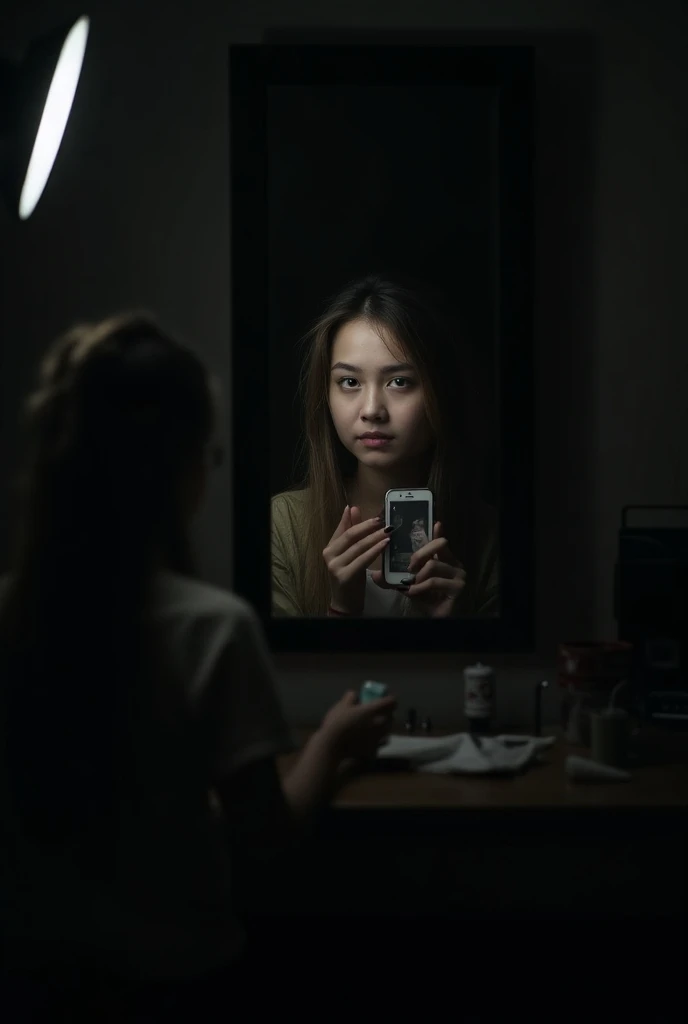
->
[590,708,630,769]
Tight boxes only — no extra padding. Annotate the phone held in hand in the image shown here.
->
[383,487,434,586]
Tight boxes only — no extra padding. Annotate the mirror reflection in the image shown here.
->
[271,275,499,618]
[267,82,500,619]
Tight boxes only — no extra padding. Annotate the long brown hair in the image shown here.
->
[294,274,488,615]
[0,314,215,848]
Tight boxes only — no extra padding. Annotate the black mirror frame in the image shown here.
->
[230,43,535,653]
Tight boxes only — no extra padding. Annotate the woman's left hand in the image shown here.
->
[370,521,467,618]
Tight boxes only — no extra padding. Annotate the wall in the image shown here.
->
[1,0,686,727]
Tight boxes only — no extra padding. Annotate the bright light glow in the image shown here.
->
[18,16,90,220]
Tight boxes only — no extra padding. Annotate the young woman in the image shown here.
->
[272,274,499,619]
[0,314,395,1020]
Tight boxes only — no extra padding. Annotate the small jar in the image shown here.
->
[463,662,496,734]
[359,680,389,704]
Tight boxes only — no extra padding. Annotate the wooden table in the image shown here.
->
[279,725,688,809]
[273,726,687,919]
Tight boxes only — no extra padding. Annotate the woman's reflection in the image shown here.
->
[271,274,499,618]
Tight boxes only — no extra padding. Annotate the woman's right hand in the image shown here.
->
[323,505,391,615]
[318,690,397,762]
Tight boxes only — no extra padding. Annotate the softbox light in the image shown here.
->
[0,15,90,220]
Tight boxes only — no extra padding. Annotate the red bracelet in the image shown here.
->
[328,605,349,616]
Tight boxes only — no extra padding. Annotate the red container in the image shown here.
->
[558,642,633,745]
[558,641,633,690]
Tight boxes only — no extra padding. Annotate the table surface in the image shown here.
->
[278,726,688,809]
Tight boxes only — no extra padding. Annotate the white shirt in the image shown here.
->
[0,571,294,980]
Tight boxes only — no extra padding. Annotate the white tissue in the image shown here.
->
[378,734,463,764]
[378,733,555,775]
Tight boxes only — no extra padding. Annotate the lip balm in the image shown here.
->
[359,680,389,704]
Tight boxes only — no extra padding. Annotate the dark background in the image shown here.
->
[0,0,686,674]
[0,3,685,992]
[267,84,498,500]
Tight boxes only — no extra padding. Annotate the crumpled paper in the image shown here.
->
[379,733,555,775]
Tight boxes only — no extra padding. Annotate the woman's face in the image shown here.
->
[328,319,433,470]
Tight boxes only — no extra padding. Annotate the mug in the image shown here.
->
[590,708,630,769]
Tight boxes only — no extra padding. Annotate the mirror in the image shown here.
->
[231,44,535,652]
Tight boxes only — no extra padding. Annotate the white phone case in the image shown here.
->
[383,488,433,585]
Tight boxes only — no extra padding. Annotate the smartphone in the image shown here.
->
[383,488,434,586]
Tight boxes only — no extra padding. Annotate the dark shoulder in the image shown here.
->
[271,488,310,525]
[149,572,258,643]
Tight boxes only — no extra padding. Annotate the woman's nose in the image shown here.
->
[360,386,387,419]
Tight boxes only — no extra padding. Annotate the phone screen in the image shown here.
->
[388,500,431,574]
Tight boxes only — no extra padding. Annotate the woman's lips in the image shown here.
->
[359,437,392,448]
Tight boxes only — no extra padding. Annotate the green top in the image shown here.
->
[271,488,499,618]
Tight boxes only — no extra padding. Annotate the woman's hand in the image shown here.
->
[318,690,397,762]
[280,690,396,818]
[370,521,466,618]
[323,505,391,615]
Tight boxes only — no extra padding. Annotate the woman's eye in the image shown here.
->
[336,376,413,390]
